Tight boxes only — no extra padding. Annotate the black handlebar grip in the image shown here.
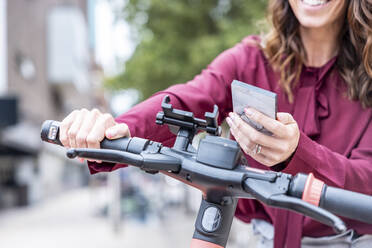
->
[40,120,147,153]
[320,186,372,224]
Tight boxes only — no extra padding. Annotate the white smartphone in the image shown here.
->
[231,80,277,135]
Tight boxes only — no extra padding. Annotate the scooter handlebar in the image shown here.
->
[289,173,372,225]
[41,120,149,154]
[320,185,372,224]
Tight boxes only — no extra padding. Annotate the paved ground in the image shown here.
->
[0,187,258,248]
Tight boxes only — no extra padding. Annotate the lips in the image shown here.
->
[301,0,329,6]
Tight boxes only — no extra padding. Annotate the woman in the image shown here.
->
[60,0,372,247]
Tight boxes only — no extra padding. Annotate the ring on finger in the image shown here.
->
[253,144,262,155]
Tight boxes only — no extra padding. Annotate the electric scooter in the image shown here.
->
[41,96,372,248]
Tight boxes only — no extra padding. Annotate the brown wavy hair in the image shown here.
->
[263,0,372,108]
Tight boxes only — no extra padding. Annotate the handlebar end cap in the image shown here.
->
[66,149,78,159]
[334,221,347,234]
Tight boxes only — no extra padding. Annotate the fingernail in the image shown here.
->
[229,112,235,121]
[88,159,102,164]
[245,108,253,117]
[79,158,85,163]
[106,129,116,138]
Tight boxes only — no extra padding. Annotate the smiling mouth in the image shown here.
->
[301,0,331,7]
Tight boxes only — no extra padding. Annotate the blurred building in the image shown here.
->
[0,0,104,209]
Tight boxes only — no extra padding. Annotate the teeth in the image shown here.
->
[302,0,327,6]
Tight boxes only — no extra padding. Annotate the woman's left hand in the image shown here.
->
[226,108,300,167]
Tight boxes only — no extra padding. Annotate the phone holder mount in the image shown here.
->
[156,95,222,151]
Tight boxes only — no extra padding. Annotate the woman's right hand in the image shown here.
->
[59,108,130,156]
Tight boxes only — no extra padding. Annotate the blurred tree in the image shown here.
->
[106,0,268,99]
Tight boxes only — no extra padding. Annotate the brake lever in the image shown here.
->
[66,148,181,173]
[268,194,346,234]
[67,148,144,166]
[243,174,347,234]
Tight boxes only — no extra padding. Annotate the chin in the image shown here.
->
[297,16,331,29]
[289,0,347,29]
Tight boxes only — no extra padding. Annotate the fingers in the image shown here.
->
[226,111,300,167]
[60,110,78,148]
[59,108,132,164]
[244,108,287,138]
[105,123,131,140]
[228,118,254,153]
[68,109,88,148]
[86,113,117,149]
[76,109,101,148]
[227,112,279,149]
[276,112,295,124]
[229,124,281,167]
[60,108,130,150]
